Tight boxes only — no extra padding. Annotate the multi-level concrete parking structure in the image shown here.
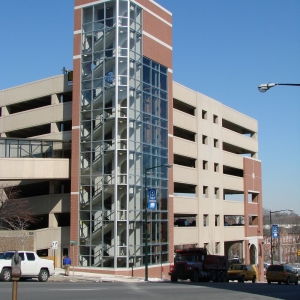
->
[0,0,263,281]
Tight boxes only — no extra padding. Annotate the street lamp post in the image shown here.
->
[258,83,300,93]
[144,163,172,281]
[269,209,293,264]
[258,82,297,262]
[258,82,297,263]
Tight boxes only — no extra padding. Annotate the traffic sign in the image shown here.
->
[147,189,157,210]
[52,241,58,249]
[70,240,77,246]
[271,224,279,239]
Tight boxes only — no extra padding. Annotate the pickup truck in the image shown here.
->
[0,251,55,282]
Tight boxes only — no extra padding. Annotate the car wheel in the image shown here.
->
[216,271,222,282]
[286,278,290,285]
[171,275,178,283]
[211,270,216,282]
[278,281,281,285]
[191,270,199,282]
[221,271,227,282]
[267,280,271,284]
[239,275,245,283]
[252,276,256,283]
[295,279,298,285]
[38,269,49,282]
[1,268,11,282]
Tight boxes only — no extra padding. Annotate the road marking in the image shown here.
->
[48,288,109,291]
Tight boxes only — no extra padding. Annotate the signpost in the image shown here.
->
[147,189,157,210]
[70,240,77,279]
[270,209,293,264]
[143,164,172,281]
[271,225,279,239]
[52,241,58,269]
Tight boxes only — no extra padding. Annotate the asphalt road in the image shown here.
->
[1,281,299,300]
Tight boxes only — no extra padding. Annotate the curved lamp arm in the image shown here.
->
[258,83,300,93]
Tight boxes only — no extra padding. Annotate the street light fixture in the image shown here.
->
[258,83,300,93]
[258,82,298,262]
[270,209,293,264]
[144,163,172,281]
[259,82,297,262]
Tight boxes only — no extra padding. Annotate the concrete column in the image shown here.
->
[51,123,59,133]
[1,106,9,116]
[49,213,58,228]
[49,181,55,194]
[51,94,60,105]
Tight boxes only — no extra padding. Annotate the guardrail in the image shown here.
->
[0,138,71,158]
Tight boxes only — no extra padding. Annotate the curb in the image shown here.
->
[49,272,145,283]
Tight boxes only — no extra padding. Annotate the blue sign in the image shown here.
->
[147,189,157,210]
[272,224,279,239]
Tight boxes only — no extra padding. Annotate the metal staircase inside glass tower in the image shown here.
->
[80,1,145,269]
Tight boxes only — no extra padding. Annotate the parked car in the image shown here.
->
[174,219,190,227]
[227,264,256,283]
[266,264,298,285]
[230,257,240,264]
[0,251,54,282]
[264,263,270,269]
[0,252,4,259]
[264,263,270,276]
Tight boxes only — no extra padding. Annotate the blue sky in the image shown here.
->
[0,0,299,214]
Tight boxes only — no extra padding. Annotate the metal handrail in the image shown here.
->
[0,138,70,158]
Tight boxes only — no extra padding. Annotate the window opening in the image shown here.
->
[214,163,219,172]
[203,186,208,198]
[213,115,218,124]
[203,215,209,227]
[215,215,220,226]
[214,139,219,148]
[214,188,219,199]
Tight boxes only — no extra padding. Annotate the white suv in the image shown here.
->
[0,251,55,282]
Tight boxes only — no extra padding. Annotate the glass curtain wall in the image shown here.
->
[79,0,168,269]
[128,53,169,267]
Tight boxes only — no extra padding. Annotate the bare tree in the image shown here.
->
[3,216,34,250]
[262,208,270,225]
[0,185,36,250]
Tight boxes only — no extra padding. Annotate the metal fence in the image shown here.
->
[0,138,71,159]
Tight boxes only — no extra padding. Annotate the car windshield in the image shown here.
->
[2,252,25,261]
[229,265,243,270]
[2,252,15,260]
[267,265,283,272]
[176,254,196,262]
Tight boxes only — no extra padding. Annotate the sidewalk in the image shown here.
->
[50,269,265,284]
[50,268,164,283]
